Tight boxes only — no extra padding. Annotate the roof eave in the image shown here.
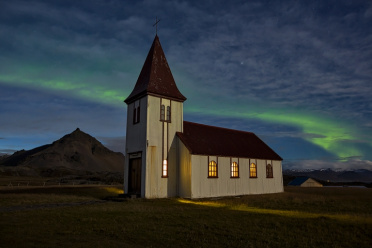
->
[125,91,187,104]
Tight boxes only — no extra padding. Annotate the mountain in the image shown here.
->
[0,128,125,177]
[283,168,372,183]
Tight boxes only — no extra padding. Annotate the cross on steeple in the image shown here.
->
[153,17,160,35]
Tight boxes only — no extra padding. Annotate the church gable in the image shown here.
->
[176,121,282,160]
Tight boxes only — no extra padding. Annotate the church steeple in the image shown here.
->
[124,35,187,104]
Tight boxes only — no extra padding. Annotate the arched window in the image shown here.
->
[160,105,165,121]
[166,106,171,121]
[266,164,273,178]
[250,163,257,178]
[231,162,239,178]
[208,160,218,178]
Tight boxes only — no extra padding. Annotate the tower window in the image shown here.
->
[162,160,168,178]
[160,104,165,121]
[133,105,140,124]
[166,106,171,121]
[208,160,218,178]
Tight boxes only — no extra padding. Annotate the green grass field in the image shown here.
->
[0,185,371,248]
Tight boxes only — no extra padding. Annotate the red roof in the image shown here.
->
[177,121,283,160]
[124,35,187,104]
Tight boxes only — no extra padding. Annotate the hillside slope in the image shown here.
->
[0,128,124,177]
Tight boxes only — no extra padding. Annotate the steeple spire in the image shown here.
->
[124,36,187,104]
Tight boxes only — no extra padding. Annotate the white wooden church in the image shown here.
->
[124,35,283,198]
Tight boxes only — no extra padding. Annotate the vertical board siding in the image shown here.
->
[189,155,283,198]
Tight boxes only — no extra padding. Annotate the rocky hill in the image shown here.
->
[0,128,125,179]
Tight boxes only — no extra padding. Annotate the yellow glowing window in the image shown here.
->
[208,160,218,178]
[250,163,257,178]
[231,162,239,178]
[162,160,168,177]
[266,164,273,178]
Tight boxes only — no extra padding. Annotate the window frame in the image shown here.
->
[166,106,171,122]
[266,163,273,178]
[160,104,165,121]
[208,160,218,178]
[162,159,168,178]
[230,161,239,178]
[250,163,257,178]
[133,105,140,124]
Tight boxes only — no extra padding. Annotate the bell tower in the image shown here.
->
[124,35,186,198]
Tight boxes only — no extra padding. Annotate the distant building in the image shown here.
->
[123,35,284,198]
[288,177,323,187]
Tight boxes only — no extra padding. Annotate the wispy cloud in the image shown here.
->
[97,136,126,154]
[0,149,17,155]
[0,0,371,169]
[284,158,372,170]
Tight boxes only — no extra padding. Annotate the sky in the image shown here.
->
[1,0,372,170]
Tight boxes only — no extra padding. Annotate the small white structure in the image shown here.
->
[124,35,284,198]
[288,177,323,187]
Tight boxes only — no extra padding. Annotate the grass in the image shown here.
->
[0,186,371,248]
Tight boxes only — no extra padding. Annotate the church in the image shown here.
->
[124,35,283,198]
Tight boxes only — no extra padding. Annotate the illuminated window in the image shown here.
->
[166,106,171,122]
[266,164,273,178]
[133,106,140,124]
[250,163,257,178]
[231,162,239,178]
[162,160,168,178]
[208,160,218,178]
[160,105,165,121]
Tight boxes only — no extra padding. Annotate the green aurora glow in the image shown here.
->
[0,74,127,106]
[1,71,370,162]
[186,103,370,160]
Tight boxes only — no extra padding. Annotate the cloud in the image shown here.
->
[268,131,326,139]
[0,0,371,169]
[97,136,126,154]
[163,0,372,126]
[284,159,372,170]
[0,85,126,149]
[2,0,371,121]
[0,149,17,155]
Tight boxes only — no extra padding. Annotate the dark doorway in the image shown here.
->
[128,158,142,195]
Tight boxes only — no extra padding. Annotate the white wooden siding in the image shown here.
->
[189,154,283,198]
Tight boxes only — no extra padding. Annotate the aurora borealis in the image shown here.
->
[1,0,372,170]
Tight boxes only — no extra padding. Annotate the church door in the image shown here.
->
[128,158,141,195]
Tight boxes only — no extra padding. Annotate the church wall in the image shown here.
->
[167,100,184,197]
[177,138,191,198]
[144,95,183,198]
[189,155,283,198]
[124,97,148,196]
[273,160,284,192]
[125,98,148,153]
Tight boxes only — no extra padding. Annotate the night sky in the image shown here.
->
[1,0,372,170]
